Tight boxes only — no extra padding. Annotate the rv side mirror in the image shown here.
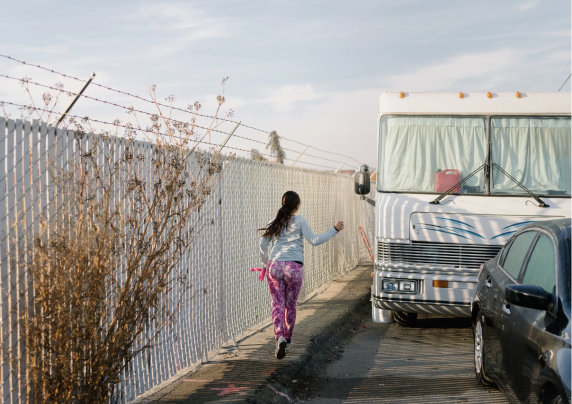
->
[354,165,371,195]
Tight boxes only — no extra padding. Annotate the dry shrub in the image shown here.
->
[13,83,232,403]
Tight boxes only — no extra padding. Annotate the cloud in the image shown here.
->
[517,0,543,11]
[265,84,324,112]
[382,48,524,91]
[121,3,235,39]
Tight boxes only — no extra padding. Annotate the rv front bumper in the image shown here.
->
[371,270,476,317]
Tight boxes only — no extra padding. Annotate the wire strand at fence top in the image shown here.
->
[0,54,364,165]
[0,74,359,169]
[0,75,358,169]
[0,100,351,171]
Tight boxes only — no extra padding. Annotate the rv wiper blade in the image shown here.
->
[492,163,549,208]
[430,164,486,205]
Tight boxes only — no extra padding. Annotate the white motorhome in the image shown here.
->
[355,91,571,326]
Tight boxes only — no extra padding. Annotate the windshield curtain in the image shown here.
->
[491,117,571,196]
[378,116,487,193]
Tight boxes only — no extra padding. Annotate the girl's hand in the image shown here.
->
[335,222,344,231]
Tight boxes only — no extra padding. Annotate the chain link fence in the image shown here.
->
[0,117,375,403]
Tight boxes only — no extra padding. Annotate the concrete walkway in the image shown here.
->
[136,263,374,404]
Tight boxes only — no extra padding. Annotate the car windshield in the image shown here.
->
[491,117,571,196]
[377,116,487,193]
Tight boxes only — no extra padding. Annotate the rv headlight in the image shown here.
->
[399,281,416,293]
[382,280,399,292]
[381,278,418,294]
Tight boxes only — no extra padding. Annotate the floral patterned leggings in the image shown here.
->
[266,260,303,341]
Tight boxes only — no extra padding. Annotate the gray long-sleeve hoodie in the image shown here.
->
[259,215,338,268]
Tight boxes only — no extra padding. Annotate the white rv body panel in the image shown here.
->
[375,193,570,244]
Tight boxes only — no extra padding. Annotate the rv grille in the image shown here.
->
[377,241,502,270]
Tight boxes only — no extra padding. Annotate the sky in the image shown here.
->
[0,0,570,170]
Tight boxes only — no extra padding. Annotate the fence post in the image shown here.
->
[334,155,351,173]
[289,145,310,166]
[217,121,241,153]
[52,73,96,127]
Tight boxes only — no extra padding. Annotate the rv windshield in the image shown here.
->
[377,116,487,194]
[491,117,571,196]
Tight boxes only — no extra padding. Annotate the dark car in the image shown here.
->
[472,218,571,404]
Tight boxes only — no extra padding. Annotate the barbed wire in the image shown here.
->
[199,142,342,170]
[0,73,232,133]
[0,100,351,171]
[0,53,364,165]
[349,157,365,166]
[0,73,358,169]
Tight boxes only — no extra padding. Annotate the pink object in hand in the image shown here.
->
[251,267,266,281]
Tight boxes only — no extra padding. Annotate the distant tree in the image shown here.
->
[266,130,286,164]
[250,149,268,162]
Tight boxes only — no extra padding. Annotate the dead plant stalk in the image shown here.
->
[7,81,232,403]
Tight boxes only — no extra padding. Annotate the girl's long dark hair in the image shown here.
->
[258,191,301,239]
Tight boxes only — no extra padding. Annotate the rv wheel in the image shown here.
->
[394,311,417,327]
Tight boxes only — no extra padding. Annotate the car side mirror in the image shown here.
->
[505,284,553,311]
[355,165,371,195]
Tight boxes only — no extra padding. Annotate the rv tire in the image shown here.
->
[394,311,417,327]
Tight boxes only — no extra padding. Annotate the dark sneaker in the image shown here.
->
[275,336,287,359]
[286,340,293,351]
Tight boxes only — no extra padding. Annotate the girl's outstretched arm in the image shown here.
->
[300,217,340,246]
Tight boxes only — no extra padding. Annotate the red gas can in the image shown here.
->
[435,169,461,193]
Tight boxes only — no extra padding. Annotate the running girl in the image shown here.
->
[259,191,344,359]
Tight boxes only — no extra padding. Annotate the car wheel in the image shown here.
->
[541,393,564,404]
[540,386,564,404]
[473,312,496,387]
[394,311,417,327]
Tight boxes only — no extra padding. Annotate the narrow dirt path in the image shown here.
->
[135,263,373,404]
